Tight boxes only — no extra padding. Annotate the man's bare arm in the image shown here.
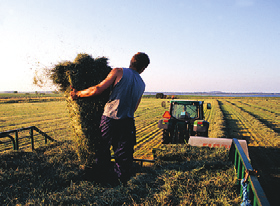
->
[70,68,123,100]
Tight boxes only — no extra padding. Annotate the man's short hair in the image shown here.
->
[130,52,150,72]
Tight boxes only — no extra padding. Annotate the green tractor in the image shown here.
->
[158,100,211,144]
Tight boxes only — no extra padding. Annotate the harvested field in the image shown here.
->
[0,96,279,205]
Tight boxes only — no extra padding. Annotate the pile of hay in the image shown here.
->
[49,53,112,165]
[151,145,240,205]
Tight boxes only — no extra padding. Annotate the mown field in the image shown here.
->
[0,95,279,205]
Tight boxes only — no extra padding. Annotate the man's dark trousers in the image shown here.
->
[96,115,136,183]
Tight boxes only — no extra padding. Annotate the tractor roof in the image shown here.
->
[170,100,204,105]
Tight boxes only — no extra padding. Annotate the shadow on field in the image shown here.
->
[218,100,279,205]
[231,101,280,135]
[0,142,243,205]
[248,146,280,206]
[0,140,161,205]
[0,141,83,205]
[218,100,250,142]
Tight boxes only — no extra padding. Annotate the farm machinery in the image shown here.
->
[157,99,250,157]
[158,100,211,144]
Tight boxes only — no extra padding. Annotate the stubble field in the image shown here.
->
[0,95,279,205]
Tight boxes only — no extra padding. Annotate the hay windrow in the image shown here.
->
[151,144,240,205]
[48,53,112,165]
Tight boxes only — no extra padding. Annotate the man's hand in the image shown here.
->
[70,88,79,100]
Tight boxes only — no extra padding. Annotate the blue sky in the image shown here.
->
[0,0,279,93]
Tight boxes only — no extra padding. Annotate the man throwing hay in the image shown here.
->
[70,52,150,184]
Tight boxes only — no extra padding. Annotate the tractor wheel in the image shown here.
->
[162,129,171,144]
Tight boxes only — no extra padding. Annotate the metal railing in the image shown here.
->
[231,138,270,206]
[0,126,56,151]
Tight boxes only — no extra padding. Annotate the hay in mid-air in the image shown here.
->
[49,53,112,165]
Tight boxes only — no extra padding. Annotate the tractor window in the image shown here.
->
[186,105,198,118]
[171,103,198,119]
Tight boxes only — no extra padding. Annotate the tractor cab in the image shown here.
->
[171,100,204,120]
[158,100,211,144]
